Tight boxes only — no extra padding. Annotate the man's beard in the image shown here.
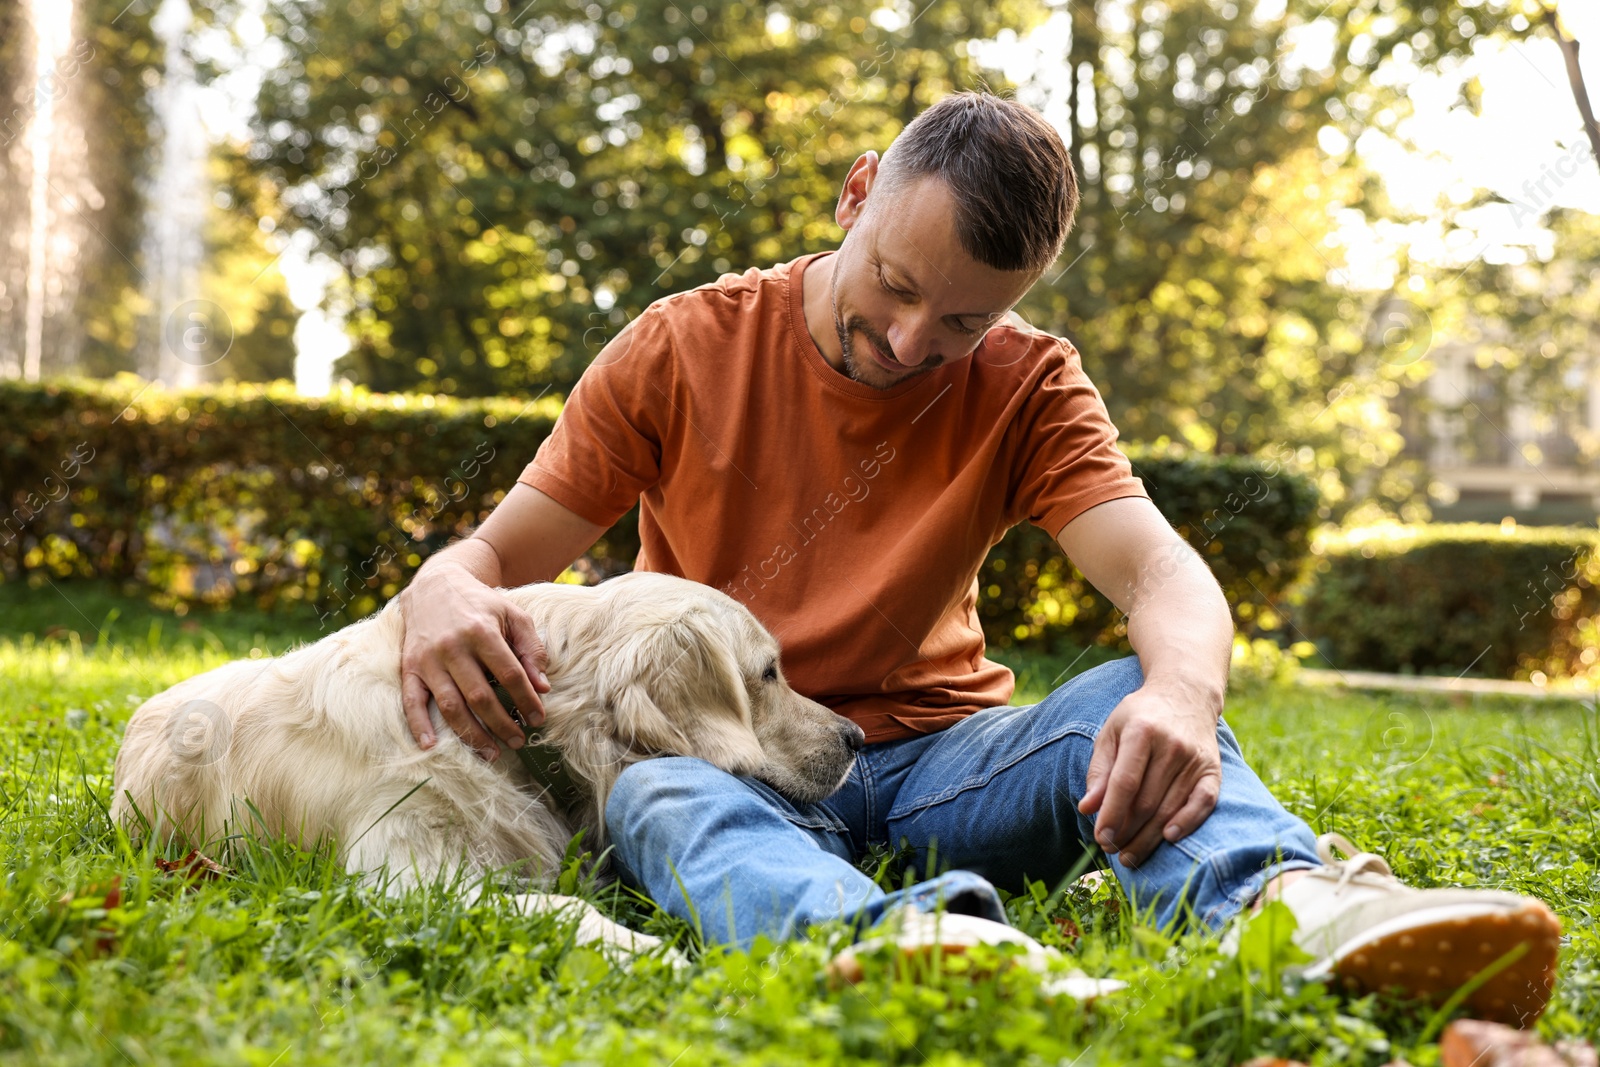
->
[828,264,942,390]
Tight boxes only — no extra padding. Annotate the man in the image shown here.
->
[396,92,1560,1023]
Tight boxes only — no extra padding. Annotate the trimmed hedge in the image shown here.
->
[1295,522,1600,681]
[980,444,1321,650]
[2,377,1319,647]
[0,375,571,622]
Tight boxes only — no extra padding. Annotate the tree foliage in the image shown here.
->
[199,0,1516,520]
[204,0,1048,396]
[1016,0,1509,521]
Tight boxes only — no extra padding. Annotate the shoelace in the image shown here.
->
[1315,831,1398,893]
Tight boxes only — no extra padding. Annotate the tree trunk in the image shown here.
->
[1069,2,1103,212]
[1065,25,1082,191]
[690,93,725,170]
[902,65,923,128]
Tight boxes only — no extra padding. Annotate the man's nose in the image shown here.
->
[886,313,938,367]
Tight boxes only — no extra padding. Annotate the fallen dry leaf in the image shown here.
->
[56,875,122,912]
[153,849,230,885]
[53,875,122,957]
[1440,1019,1597,1067]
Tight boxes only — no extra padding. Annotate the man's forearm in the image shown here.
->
[1122,542,1233,714]
[414,535,505,590]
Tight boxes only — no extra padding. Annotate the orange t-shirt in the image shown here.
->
[519,250,1148,742]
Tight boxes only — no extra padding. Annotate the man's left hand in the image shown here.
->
[1075,682,1223,868]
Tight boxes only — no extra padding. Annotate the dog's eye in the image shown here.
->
[762,664,778,683]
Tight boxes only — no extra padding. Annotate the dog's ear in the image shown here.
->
[600,609,740,751]
[670,613,750,716]
[605,682,689,755]
[535,595,618,695]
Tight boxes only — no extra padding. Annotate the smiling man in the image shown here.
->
[396,92,1561,1023]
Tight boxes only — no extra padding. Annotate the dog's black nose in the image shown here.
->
[842,722,866,752]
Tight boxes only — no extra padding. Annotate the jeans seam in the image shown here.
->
[860,749,878,845]
[1162,825,1210,868]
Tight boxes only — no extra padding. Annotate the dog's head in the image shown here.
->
[518,572,864,806]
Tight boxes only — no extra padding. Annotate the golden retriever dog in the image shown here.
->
[111,572,865,956]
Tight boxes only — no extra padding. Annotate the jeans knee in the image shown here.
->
[604,756,710,840]
[1102,653,1145,694]
[1042,654,1145,729]
[1216,716,1244,758]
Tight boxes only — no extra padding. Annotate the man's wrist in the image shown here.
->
[1142,672,1226,719]
[416,538,502,591]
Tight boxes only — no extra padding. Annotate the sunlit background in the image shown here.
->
[2,0,1598,527]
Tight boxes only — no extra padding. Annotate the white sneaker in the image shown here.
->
[825,908,1127,1002]
[1239,832,1561,1026]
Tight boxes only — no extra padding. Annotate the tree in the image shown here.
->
[1539,5,1600,174]
[210,0,1511,523]
[206,144,302,383]
[1019,0,1508,522]
[1423,209,1600,472]
[1400,1,1600,502]
[202,0,1051,397]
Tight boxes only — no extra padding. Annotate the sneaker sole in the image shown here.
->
[1308,899,1561,1026]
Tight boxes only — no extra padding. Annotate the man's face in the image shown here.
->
[829,160,1042,390]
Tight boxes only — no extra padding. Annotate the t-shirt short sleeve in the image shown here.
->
[1009,340,1149,539]
[517,304,674,527]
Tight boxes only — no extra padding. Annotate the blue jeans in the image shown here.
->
[605,655,1323,949]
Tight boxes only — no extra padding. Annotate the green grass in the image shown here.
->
[3,579,1598,1064]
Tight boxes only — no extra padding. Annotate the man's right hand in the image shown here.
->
[397,563,551,762]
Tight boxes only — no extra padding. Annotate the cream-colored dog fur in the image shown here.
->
[111,571,864,957]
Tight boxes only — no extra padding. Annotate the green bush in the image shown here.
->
[978,444,1322,651]
[0,375,569,622]
[1294,522,1600,681]
[2,378,1319,647]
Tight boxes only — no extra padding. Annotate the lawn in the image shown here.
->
[2,579,1597,1065]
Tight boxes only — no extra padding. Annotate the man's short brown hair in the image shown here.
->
[876,90,1078,275]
